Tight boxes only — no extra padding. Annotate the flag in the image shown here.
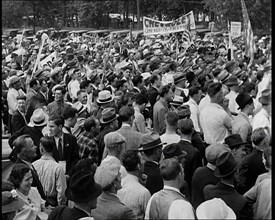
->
[227,21,234,61]
[241,0,256,57]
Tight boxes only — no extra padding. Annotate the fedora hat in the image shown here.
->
[173,72,186,84]
[224,134,247,149]
[186,71,196,83]
[97,90,114,104]
[196,198,236,219]
[163,143,187,158]
[178,104,191,119]
[65,171,102,203]
[8,75,20,86]
[236,92,253,110]
[138,131,166,151]
[2,190,24,214]
[72,101,87,115]
[226,75,243,86]
[100,107,118,124]
[258,89,271,105]
[214,152,237,178]
[28,108,48,127]
[217,69,230,83]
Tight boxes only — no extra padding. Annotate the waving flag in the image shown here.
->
[240,0,256,57]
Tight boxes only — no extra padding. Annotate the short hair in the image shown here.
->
[75,158,97,174]
[80,80,92,89]
[8,163,31,189]
[207,82,222,98]
[40,136,55,153]
[63,106,78,120]
[160,158,181,180]
[189,86,200,97]
[263,147,271,169]
[160,85,171,97]
[165,112,179,127]
[48,115,64,127]
[122,150,140,172]
[13,134,32,154]
[256,70,265,81]
[150,74,159,84]
[55,85,66,95]
[16,95,26,101]
[77,89,87,97]
[29,78,38,88]
[133,93,148,105]
[251,127,269,146]
[119,106,134,122]
[178,118,194,135]
[132,75,143,87]
[84,116,97,131]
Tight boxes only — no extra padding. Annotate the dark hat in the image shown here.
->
[224,61,236,73]
[178,105,191,119]
[214,152,237,178]
[258,89,271,105]
[226,75,242,86]
[163,143,187,159]
[100,107,118,124]
[138,131,166,151]
[217,70,230,83]
[236,92,253,110]
[224,134,247,149]
[65,171,102,203]
[186,71,196,83]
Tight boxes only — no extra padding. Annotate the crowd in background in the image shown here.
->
[2,28,272,220]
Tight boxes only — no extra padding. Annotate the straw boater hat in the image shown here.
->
[2,190,24,214]
[258,88,271,105]
[97,90,114,104]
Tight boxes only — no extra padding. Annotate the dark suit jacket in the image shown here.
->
[11,110,26,135]
[9,126,44,162]
[236,149,267,194]
[51,133,79,177]
[15,159,46,200]
[204,181,253,220]
[91,192,137,220]
[178,140,202,192]
[144,161,164,196]
[191,166,219,209]
[48,206,88,220]
[25,89,40,123]
[37,91,48,106]
[147,86,159,109]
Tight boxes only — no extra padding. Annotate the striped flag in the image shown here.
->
[240,0,256,57]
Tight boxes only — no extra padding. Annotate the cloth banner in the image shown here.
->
[5,48,26,62]
[230,22,242,39]
[39,51,57,68]
[143,11,196,36]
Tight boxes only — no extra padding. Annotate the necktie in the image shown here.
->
[58,138,63,159]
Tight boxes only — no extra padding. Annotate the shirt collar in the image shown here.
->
[206,163,216,171]
[180,138,192,143]
[121,123,131,128]
[133,86,141,93]
[164,185,181,194]
[21,159,32,168]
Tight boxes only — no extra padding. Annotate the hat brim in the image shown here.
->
[258,96,271,105]
[65,182,102,203]
[2,197,25,214]
[100,114,119,124]
[138,142,166,152]
[227,142,247,149]
[96,96,114,104]
[214,165,237,178]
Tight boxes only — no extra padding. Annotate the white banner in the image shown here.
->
[5,48,26,62]
[230,21,242,39]
[143,11,196,36]
[39,51,57,68]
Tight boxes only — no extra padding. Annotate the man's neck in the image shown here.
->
[64,121,71,128]
[163,180,181,191]
[165,126,177,135]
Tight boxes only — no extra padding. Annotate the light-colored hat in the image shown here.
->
[196,198,236,219]
[94,157,121,188]
[72,102,87,115]
[100,107,118,124]
[139,131,166,151]
[258,88,271,105]
[28,108,48,127]
[51,66,62,78]
[97,90,114,104]
[141,72,151,81]
[8,75,20,86]
[104,131,126,148]
[2,190,24,214]
[205,143,231,164]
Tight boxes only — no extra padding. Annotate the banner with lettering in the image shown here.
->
[143,11,196,36]
[230,22,242,39]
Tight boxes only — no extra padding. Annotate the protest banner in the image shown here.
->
[5,47,26,62]
[230,22,242,39]
[39,51,57,68]
[143,11,196,36]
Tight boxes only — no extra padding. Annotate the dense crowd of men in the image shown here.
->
[2,27,271,220]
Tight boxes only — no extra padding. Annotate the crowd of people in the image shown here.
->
[2,26,271,220]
